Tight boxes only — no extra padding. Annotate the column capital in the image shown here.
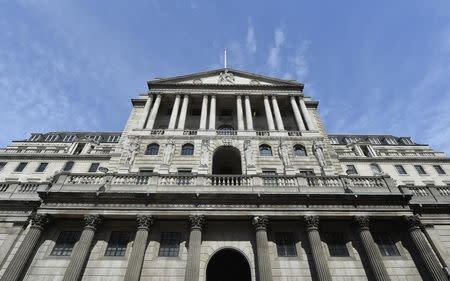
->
[405,215,421,230]
[83,214,102,230]
[305,215,320,231]
[136,215,154,230]
[189,215,206,231]
[29,213,49,230]
[252,216,269,231]
[354,216,370,231]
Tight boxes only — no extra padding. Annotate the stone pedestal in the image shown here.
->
[305,216,332,281]
[124,215,153,281]
[62,215,102,281]
[406,215,447,281]
[0,214,49,281]
[253,216,273,281]
[354,216,391,281]
[184,215,205,281]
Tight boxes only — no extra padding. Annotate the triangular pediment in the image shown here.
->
[148,68,303,88]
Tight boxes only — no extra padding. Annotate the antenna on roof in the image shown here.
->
[224,49,227,68]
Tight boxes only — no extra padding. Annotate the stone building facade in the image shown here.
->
[0,68,449,281]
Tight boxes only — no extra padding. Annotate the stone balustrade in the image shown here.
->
[401,185,450,204]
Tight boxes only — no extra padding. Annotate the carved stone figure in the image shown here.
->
[313,140,326,168]
[163,138,175,165]
[244,140,255,168]
[127,137,140,167]
[278,141,291,167]
[200,139,210,167]
[218,69,235,84]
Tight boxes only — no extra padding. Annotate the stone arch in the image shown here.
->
[205,247,252,281]
[212,145,242,175]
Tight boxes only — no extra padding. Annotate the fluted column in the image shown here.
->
[62,215,102,281]
[184,215,206,281]
[299,98,315,131]
[168,95,181,129]
[305,216,332,281]
[236,95,245,130]
[0,214,49,281]
[253,216,273,281]
[140,95,154,129]
[271,96,284,131]
[290,96,306,131]
[124,215,154,281]
[145,94,161,129]
[177,95,189,130]
[208,95,216,130]
[263,96,275,131]
[199,95,208,130]
[406,215,447,281]
[244,96,254,130]
[354,216,391,281]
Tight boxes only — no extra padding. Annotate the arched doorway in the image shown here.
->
[212,146,242,174]
[206,248,251,281]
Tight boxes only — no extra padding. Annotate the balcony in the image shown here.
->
[400,185,450,205]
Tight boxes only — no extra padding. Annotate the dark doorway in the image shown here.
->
[206,249,251,281]
[212,146,242,174]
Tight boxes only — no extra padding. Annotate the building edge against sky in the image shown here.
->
[0,67,449,280]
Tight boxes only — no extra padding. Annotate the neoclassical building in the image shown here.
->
[0,68,449,281]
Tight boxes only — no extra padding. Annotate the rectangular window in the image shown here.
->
[373,233,400,256]
[275,232,297,257]
[88,163,100,173]
[262,169,277,175]
[51,231,80,256]
[63,161,74,172]
[370,163,382,175]
[346,165,358,175]
[394,164,407,175]
[105,231,130,256]
[158,232,181,257]
[0,162,6,172]
[35,162,48,172]
[414,165,427,175]
[324,232,349,257]
[73,143,86,155]
[14,162,28,172]
[433,165,446,175]
[299,169,315,176]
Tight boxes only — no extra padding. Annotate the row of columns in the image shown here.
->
[3,214,446,281]
[141,94,315,131]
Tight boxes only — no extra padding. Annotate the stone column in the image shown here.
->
[124,215,154,281]
[354,216,391,281]
[263,96,275,131]
[139,95,154,129]
[406,215,447,281]
[271,96,284,131]
[299,98,315,131]
[290,96,306,131]
[145,94,161,130]
[184,215,206,281]
[236,95,245,130]
[168,95,181,129]
[177,95,190,130]
[0,214,49,281]
[199,95,209,130]
[305,216,332,281]
[244,95,254,130]
[62,215,102,281]
[253,216,273,281]
[208,95,216,130]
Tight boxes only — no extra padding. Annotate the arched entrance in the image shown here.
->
[206,248,251,281]
[212,146,242,174]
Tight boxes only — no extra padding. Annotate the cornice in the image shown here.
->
[0,153,112,160]
[336,156,450,163]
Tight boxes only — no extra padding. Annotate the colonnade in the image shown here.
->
[141,94,316,131]
[2,214,447,281]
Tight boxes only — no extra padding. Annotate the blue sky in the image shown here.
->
[1,1,450,153]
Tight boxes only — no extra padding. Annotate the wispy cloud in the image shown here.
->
[268,27,285,70]
[246,18,256,54]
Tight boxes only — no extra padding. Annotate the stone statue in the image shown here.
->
[244,140,255,168]
[127,137,140,167]
[218,69,235,84]
[200,139,210,167]
[278,141,291,167]
[313,140,326,168]
[163,138,175,165]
